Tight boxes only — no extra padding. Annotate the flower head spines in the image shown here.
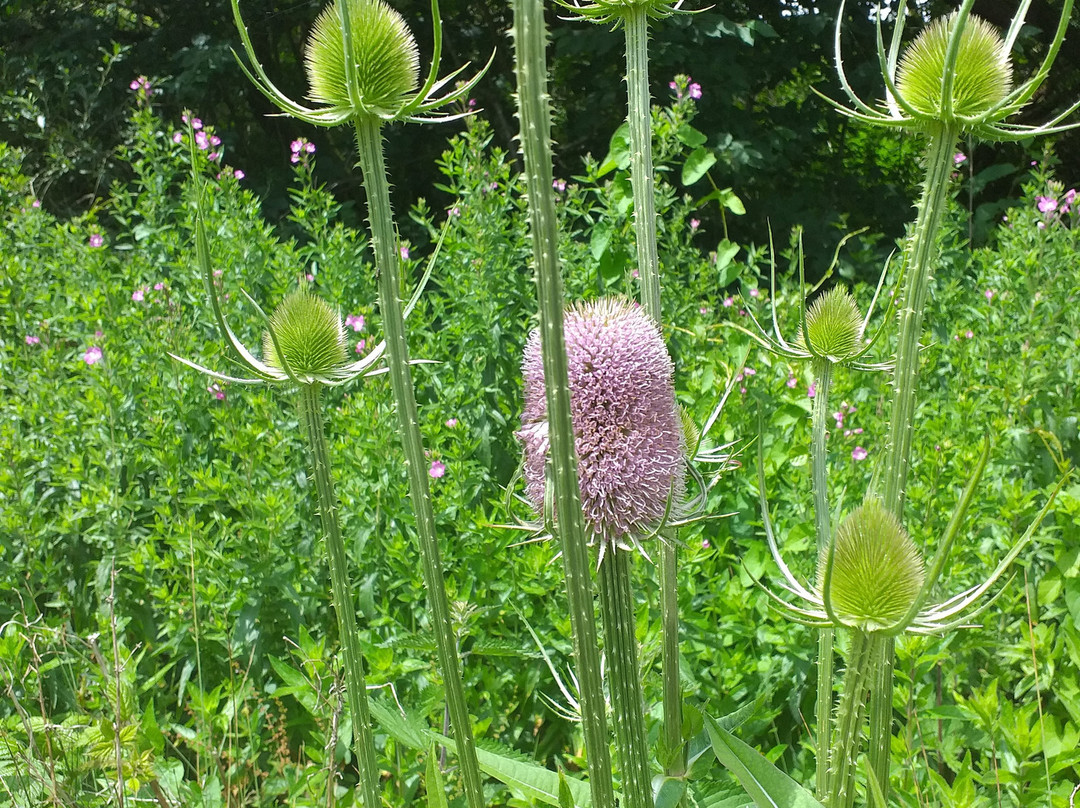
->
[824,498,925,631]
[894,12,1011,125]
[803,285,864,363]
[262,288,348,380]
[518,297,685,547]
[305,0,421,117]
[559,0,685,25]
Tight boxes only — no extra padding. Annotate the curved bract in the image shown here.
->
[825,0,1080,141]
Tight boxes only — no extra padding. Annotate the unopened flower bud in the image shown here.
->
[802,285,863,363]
[823,498,925,631]
[305,0,420,116]
[262,288,348,380]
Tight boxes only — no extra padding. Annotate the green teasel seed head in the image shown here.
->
[801,285,863,363]
[305,0,421,117]
[823,498,926,632]
[895,12,1012,124]
[561,0,684,25]
[679,405,700,457]
[263,288,349,380]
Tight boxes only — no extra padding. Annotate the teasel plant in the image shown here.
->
[228,1,492,805]
[169,120,436,807]
[734,228,897,799]
[557,0,696,778]
[820,0,1080,799]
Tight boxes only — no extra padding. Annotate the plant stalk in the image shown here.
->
[625,7,683,775]
[871,124,959,799]
[352,113,486,808]
[509,2,617,806]
[299,383,381,808]
[810,358,835,799]
[598,550,653,808]
[827,630,879,808]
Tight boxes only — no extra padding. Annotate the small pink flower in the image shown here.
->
[953,152,966,165]
[25,335,40,345]
[1036,195,1057,214]
[738,309,747,317]
[699,306,709,315]
[210,135,221,147]
[305,142,315,153]
[429,460,446,479]
[207,383,226,401]
[449,206,460,217]
[740,386,747,394]
[723,297,734,308]
[346,314,365,332]
[852,446,868,461]
[89,233,104,248]
[749,288,759,298]
[305,273,314,282]
[468,98,477,108]
[786,376,797,389]
[132,288,145,302]
[195,131,210,150]
[1037,221,1046,230]
[853,428,863,435]
[31,200,40,208]
[688,82,702,100]
[400,245,410,260]
[984,289,994,301]
[445,418,459,428]
[807,382,817,399]
[553,179,567,192]
[154,282,165,291]
[172,132,183,144]
[95,330,103,339]
[965,330,974,339]
[83,346,103,365]
[233,169,245,180]
[701,539,710,549]
[355,339,367,354]
[690,218,700,231]
[290,139,303,153]
[743,367,756,376]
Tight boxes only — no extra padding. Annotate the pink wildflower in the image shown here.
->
[688,82,702,100]
[83,346,103,365]
[172,132,183,144]
[445,418,459,428]
[154,282,165,291]
[553,179,567,192]
[690,218,700,231]
[400,245,410,260]
[723,297,734,308]
[852,446,868,461]
[786,376,797,389]
[346,314,365,332]
[207,383,226,401]
[89,233,104,248]
[953,152,966,165]
[984,289,994,301]
[965,330,974,339]
[132,288,145,302]
[429,460,446,479]
[807,382,817,398]
[1036,195,1057,214]
[234,169,245,180]
[355,339,367,354]
[749,288,760,298]
[25,335,40,345]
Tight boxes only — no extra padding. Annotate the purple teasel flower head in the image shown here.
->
[517,297,689,561]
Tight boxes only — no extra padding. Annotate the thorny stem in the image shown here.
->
[352,113,485,808]
[872,124,959,799]
[625,6,683,775]
[598,550,653,808]
[510,1,617,805]
[810,358,835,799]
[827,630,880,808]
[299,383,381,808]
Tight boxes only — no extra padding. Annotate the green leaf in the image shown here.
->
[716,240,741,285]
[558,770,576,808]
[682,147,717,186]
[655,777,687,808]
[704,716,824,808]
[426,745,449,808]
[677,125,708,148]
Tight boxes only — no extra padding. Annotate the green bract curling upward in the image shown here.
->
[825,0,1080,140]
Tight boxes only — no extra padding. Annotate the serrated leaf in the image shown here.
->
[704,716,824,808]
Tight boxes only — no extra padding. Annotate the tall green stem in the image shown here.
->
[299,384,381,808]
[827,631,880,808]
[871,124,959,799]
[624,7,682,775]
[598,550,653,808]
[810,359,834,799]
[510,2,616,806]
[352,113,485,808]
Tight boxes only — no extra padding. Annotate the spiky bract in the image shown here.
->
[824,498,925,632]
[895,12,1011,124]
[561,0,683,25]
[803,285,864,363]
[305,0,420,116]
[518,297,685,547]
[263,288,348,380]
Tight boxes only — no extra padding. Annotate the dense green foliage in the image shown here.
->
[2,75,1079,806]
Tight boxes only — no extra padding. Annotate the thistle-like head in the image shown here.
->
[894,12,1011,125]
[558,0,686,25]
[517,298,685,553]
[826,0,1080,141]
[305,0,420,117]
[231,0,491,127]
[822,498,926,632]
[801,285,864,364]
[262,288,349,382]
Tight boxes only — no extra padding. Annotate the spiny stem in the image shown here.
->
[827,630,879,808]
[625,6,682,774]
[299,383,381,808]
[510,1,616,804]
[352,113,485,808]
[872,124,959,800]
[598,550,653,808]
[810,358,835,799]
